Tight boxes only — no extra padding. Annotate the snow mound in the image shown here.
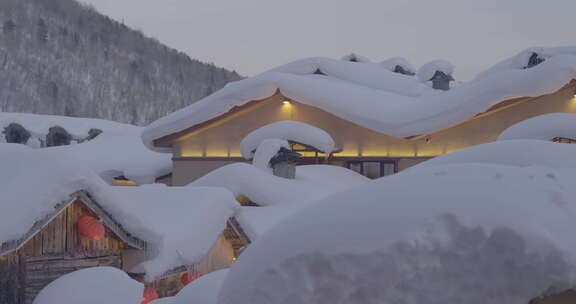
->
[379,57,416,75]
[172,269,229,304]
[144,47,576,152]
[417,59,455,82]
[413,139,576,170]
[190,163,369,241]
[252,139,289,172]
[240,121,336,159]
[33,267,143,304]
[0,144,237,279]
[498,113,576,141]
[218,163,576,304]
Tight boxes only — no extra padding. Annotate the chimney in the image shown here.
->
[430,71,454,91]
[269,147,301,179]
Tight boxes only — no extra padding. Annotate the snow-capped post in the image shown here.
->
[430,71,454,91]
[341,53,371,63]
[525,52,545,69]
[46,125,72,147]
[417,60,455,91]
[269,147,301,179]
[3,123,31,144]
[380,57,416,76]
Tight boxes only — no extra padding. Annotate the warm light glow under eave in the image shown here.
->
[282,100,291,105]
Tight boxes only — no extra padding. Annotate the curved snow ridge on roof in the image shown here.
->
[0,112,171,184]
[240,121,336,159]
[0,112,132,138]
[498,113,576,141]
[143,47,576,152]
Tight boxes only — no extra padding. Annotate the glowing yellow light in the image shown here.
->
[282,100,291,105]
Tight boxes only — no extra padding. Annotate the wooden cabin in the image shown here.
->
[0,191,248,304]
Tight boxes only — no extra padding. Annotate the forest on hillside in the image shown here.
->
[0,0,242,125]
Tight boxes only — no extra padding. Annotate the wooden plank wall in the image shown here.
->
[0,255,22,304]
[4,200,128,304]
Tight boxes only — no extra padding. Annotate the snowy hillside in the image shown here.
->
[0,0,242,125]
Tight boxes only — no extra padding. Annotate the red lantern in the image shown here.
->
[180,271,202,286]
[141,288,158,304]
[77,215,105,240]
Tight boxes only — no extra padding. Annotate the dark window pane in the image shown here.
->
[363,162,381,179]
[349,162,362,175]
[383,163,396,176]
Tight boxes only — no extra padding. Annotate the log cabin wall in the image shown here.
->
[0,199,127,304]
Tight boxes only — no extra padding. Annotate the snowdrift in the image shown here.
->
[219,162,576,304]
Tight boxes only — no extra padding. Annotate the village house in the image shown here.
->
[0,145,248,304]
[142,48,576,186]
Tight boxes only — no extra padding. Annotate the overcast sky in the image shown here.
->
[80,0,576,80]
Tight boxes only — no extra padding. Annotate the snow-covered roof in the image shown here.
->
[143,47,576,152]
[219,160,576,304]
[498,113,576,141]
[33,267,143,304]
[1,112,171,184]
[0,144,238,279]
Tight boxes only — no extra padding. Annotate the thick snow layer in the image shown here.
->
[0,144,237,279]
[219,163,576,304]
[93,185,238,280]
[240,121,336,159]
[33,267,143,304]
[414,139,576,170]
[190,163,369,240]
[143,47,576,152]
[416,59,455,82]
[190,163,368,207]
[498,113,576,141]
[379,57,416,74]
[252,139,289,172]
[1,112,171,184]
[172,269,229,304]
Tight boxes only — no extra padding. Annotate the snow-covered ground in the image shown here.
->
[0,112,171,184]
[218,140,576,304]
[143,47,576,151]
[0,143,237,280]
